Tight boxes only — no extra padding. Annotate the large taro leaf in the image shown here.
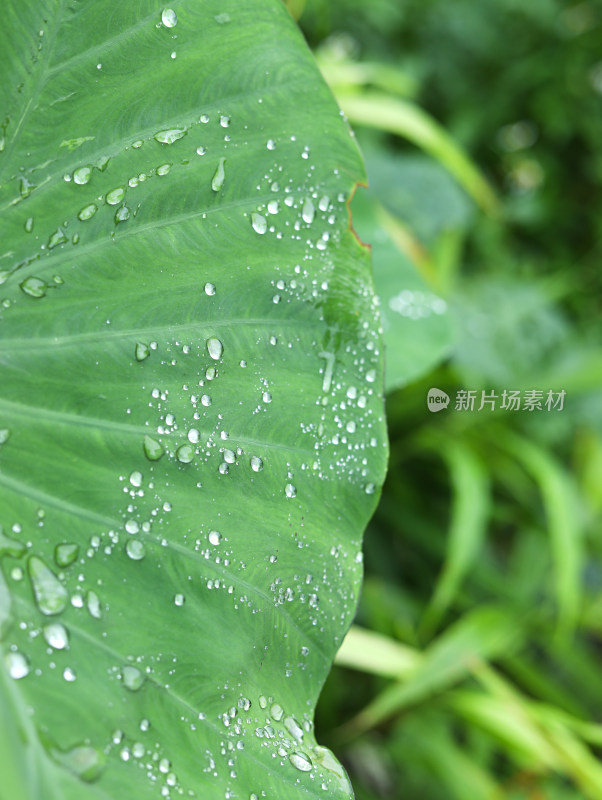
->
[0,2,387,798]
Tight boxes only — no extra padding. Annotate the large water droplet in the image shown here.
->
[129,471,143,487]
[211,157,226,192]
[43,622,69,649]
[20,276,47,298]
[208,530,222,546]
[5,651,29,679]
[176,444,194,464]
[135,342,150,361]
[143,435,164,461]
[125,540,146,560]
[106,187,125,205]
[250,456,263,473]
[154,128,187,145]
[121,665,145,691]
[289,752,313,772]
[161,7,177,27]
[28,556,68,615]
[78,203,97,221]
[251,212,267,234]
[55,543,79,567]
[73,166,92,185]
[206,337,223,360]
[48,228,68,249]
[114,205,130,223]
[270,703,284,721]
[157,163,171,176]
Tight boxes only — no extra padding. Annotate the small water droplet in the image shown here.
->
[201,393,212,406]
[87,590,102,619]
[157,163,171,176]
[219,115,230,128]
[129,471,143,487]
[73,166,92,185]
[6,651,29,679]
[196,145,207,156]
[206,337,223,360]
[63,666,77,682]
[154,128,187,145]
[365,369,376,383]
[284,483,296,498]
[0,429,10,445]
[270,703,284,721]
[78,203,97,221]
[121,665,145,691]
[174,593,185,606]
[25,217,34,232]
[161,8,177,27]
[262,391,272,403]
[143,435,164,461]
[115,205,130,223]
[250,456,263,472]
[125,539,146,560]
[55,543,79,567]
[251,213,267,234]
[28,556,68,615]
[211,157,226,192]
[289,752,313,772]
[187,428,200,444]
[20,276,47,298]
[204,282,216,296]
[266,139,276,150]
[302,199,315,224]
[43,622,69,649]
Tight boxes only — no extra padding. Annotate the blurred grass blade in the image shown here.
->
[335,626,421,678]
[500,432,583,635]
[343,607,519,735]
[335,91,499,214]
[318,59,417,97]
[421,440,490,637]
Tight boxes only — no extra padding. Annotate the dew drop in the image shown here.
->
[143,435,164,461]
[284,483,297,498]
[270,703,284,721]
[87,590,102,619]
[289,752,313,772]
[6,651,29,679]
[125,539,146,560]
[121,665,145,691]
[161,7,177,27]
[302,198,315,224]
[154,128,187,145]
[211,157,226,192]
[219,115,230,128]
[250,456,263,472]
[251,213,267,235]
[25,217,34,232]
[129,471,143,488]
[20,276,47,298]
[73,166,92,185]
[206,337,223,360]
[28,556,68,615]
[204,282,216,296]
[266,139,276,150]
[176,444,194,464]
[55,543,79,567]
[43,622,69,649]
[78,203,97,221]
[208,530,221,546]
[157,163,171,176]
[187,428,200,444]
[63,667,77,682]
[174,593,185,606]
[50,745,105,783]
[105,187,125,206]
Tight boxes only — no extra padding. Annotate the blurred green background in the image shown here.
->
[292,0,602,797]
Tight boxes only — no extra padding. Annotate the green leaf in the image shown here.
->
[0,2,387,798]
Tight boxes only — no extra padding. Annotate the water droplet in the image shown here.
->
[219,115,230,128]
[206,337,223,360]
[204,282,216,296]
[154,128,187,145]
[132,742,145,758]
[211,157,226,192]
[250,456,263,472]
[157,163,171,176]
[63,666,77,682]
[365,482,375,495]
[174,593,185,606]
[5,651,29,679]
[87,590,102,619]
[25,217,34,232]
[302,199,315,224]
[48,228,67,249]
[266,139,276,150]
[125,539,145,560]
[0,527,25,558]
[143,435,164,461]
[187,428,200,444]
[270,703,283,721]
[136,342,150,362]
[129,471,143,487]
[176,444,194,464]
[208,530,221,546]
[20,276,47,298]
[346,421,356,433]
[28,556,68,615]
[289,752,313,772]
[106,187,125,205]
[43,622,69,649]
[201,393,212,406]
[284,483,296,498]
[366,369,376,383]
[73,166,92,185]
[251,213,267,234]
[196,145,207,156]
[115,205,130,223]
[121,665,145,691]
[55,543,79,567]
[161,7,177,27]
[262,391,272,403]
[78,203,97,221]
[218,462,229,475]
[0,429,10,446]
[50,745,105,782]
[284,716,304,740]
[267,200,279,214]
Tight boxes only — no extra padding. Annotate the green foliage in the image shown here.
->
[295,0,602,797]
[0,2,387,798]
